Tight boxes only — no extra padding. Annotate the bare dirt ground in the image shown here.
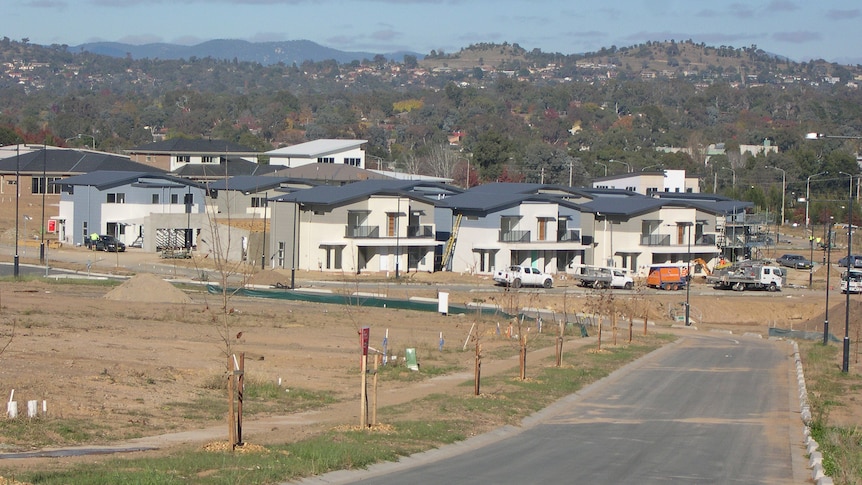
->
[0,237,860,476]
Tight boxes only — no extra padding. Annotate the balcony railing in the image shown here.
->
[499,230,531,242]
[557,229,581,242]
[641,234,671,246]
[407,225,433,238]
[345,225,379,238]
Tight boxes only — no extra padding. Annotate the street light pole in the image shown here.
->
[595,162,608,177]
[13,144,20,278]
[685,222,692,326]
[765,166,785,244]
[608,159,631,173]
[839,172,854,373]
[824,219,833,345]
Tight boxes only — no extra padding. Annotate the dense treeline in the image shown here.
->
[1,38,862,225]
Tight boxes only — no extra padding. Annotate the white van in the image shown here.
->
[841,270,862,294]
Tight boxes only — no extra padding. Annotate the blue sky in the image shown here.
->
[8,0,862,64]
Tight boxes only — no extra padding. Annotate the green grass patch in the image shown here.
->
[799,341,862,482]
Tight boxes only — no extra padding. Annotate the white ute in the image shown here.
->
[494,265,554,288]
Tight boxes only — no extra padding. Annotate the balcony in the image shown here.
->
[558,229,581,242]
[345,225,379,238]
[407,225,433,238]
[641,234,671,246]
[499,230,530,243]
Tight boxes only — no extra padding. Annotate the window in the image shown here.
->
[344,157,361,166]
[171,194,179,204]
[106,193,125,204]
[251,197,267,208]
[31,176,62,194]
[201,156,215,163]
[152,194,160,204]
[317,157,335,164]
[177,155,190,163]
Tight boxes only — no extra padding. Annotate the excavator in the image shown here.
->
[692,257,729,277]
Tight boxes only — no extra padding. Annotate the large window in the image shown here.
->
[31,176,62,194]
[152,194,159,204]
[344,157,361,166]
[317,157,335,164]
[106,193,126,204]
[251,197,267,208]
[177,155,191,163]
[202,156,215,163]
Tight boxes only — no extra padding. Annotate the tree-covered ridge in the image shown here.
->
[1,37,861,226]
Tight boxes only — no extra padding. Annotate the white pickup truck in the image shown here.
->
[493,265,554,288]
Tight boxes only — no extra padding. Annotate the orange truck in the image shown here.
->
[646,264,688,290]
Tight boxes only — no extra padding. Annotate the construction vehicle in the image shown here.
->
[646,264,687,291]
[691,258,712,277]
[706,260,784,292]
[571,265,634,289]
[841,269,862,294]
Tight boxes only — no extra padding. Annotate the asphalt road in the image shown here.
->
[304,335,804,485]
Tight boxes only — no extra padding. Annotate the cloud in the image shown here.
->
[765,1,800,13]
[23,0,67,7]
[772,31,821,43]
[728,2,756,18]
[826,9,861,20]
[117,34,163,45]
[370,30,401,42]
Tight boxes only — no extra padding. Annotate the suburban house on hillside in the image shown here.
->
[172,155,281,182]
[266,139,367,169]
[268,180,459,274]
[55,171,206,252]
[271,163,392,185]
[125,139,262,172]
[592,169,699,195]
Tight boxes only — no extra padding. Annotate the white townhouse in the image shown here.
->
[268,180,458,274]
[266,139,368,169]
[592,169,699,195]
[55,171,207,251]
[126,139,262,173]
[436,184,595,275]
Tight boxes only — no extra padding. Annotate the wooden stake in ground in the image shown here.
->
[556,321,564,367]
[519,331,528,380]
[227,354,236,448]
[237,352,245,445]
[359,327,370,428]
[474,338,482,395]
[371,353,379,426]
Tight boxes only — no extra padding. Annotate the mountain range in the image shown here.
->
[72,39,420,65]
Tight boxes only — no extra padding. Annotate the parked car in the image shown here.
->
[493,265,553,288]
[838,255,862,268]
[776,254,813,269]
[94,235,126,252]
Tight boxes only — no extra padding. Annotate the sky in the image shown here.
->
[7,0,862,64]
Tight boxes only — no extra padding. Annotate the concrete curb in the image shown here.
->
[791,340,834,485]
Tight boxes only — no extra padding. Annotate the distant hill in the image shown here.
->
[72,39,421,65]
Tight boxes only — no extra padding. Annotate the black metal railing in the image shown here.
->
[499,230,531,242]
[345,225,379,238]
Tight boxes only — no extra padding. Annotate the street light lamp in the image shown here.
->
[719,166,736,188]
[641,163,664,172]
[595,161,608,177]
[608,159,631,173]
[65,134,96,150]
[765,166,786,244]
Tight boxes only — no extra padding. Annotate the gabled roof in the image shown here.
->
[171,157,280,178]
[55,171,204,191]
[267,139,367,158]
[207,176,316,193]
[272,179,453,208]
[0,146,165,174]
[437,188,587,215]
[126,139,258,154]
[271,163,391,184]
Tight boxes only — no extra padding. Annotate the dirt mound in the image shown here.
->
[103,273,193,303]
[247,269,295,287]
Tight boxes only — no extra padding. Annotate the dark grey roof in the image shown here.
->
[272,179,453,207]
[437,188,587,215]
[579,195,667,218]
[207,176,316,193]
[271,163,393,184]
[55,171,204,191]
[172,157,281,178]
[0,147,165,174]
[127,139,258,154]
